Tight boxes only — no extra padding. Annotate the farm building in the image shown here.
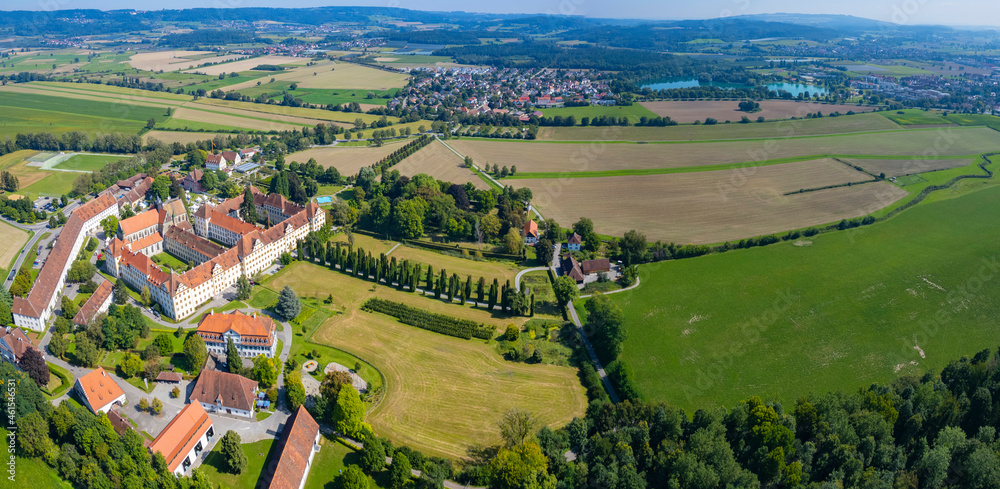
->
[74,367,127,415]
[581,258,611,275]
[262,406,322,489]
[150,402,216,477]
[189,369,258,418]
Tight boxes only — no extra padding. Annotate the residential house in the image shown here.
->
[196,310,277,359]
[581,258,611,275]
[263,406,322,489]
[72,280,114,328]
[150,402,215,477]
[205,155,226,172]
[560,254,585,283]
[523,220,538,245]
[189,369,258,418]
[0,327,36,367]
[74,367,127,415]
[182,169,204,193]
[566,233,583,251]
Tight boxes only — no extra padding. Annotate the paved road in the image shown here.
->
[3,200,82,288]
[513,267,548,290]
[579,276,641,299]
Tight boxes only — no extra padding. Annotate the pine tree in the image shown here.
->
[239,186,259,224]
[226,337,242,374]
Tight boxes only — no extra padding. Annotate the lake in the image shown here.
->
[642,78,828,97]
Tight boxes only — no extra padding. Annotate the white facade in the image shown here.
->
[173,425,215,477]
[204,330,276,358]
[198,399,254,418]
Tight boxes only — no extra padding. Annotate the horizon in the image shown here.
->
[1,1,998,28]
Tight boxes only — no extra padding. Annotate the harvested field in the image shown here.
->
[0,150,60,189]
[291,61,410,90]
[143,131,229,145]
[449,127,1000,174]
[129,51,242,72]
[184,55,302,75]
[393,139,490,189]
[0,219,28,271]
[33,81,192,101]
[187,100,332,126]
[508,159,909,243]
[536,112,902,141]
[286,142,408,176]
[844,157,973,178]
[191,98,384,125]
[640,100,877,123]
[169,107,305,132]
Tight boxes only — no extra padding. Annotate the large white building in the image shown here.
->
[13,193,119,331]
[106,188,325,320]
[197,310,277,358]
[150,402,216,476]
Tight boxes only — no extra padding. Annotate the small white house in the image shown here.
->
[74,367,127,415]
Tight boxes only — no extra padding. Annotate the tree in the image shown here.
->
[226,337,242,374]
[61,295,77,319]
[19,347,49,386]
[154,333,173,356]
[389,452,411,489]
[497,408,537,448]
[100,215,119,239]
[48,333,66,359]
[252,354,279,387]
[503,228,523,255]
[67,260,97,282]
[321,370,353,404]
[17,411,52,457]
[239,186,259,223]
[75,334,100,367]
[585,293,627,361]
[286,370,306,411]
[113,280,128,305]
[183,333,208,374]
[220,430,248,475]
[9,270,30,297]
[236,275,252,301]
[139,398,150,412]
[120,352,143,378]
[171,386,181,398]
[151,175,170,201]
[275,285,301,320]
[220,180,241,199]
[392,199,424,239]
[552,276,579,307]
[339,466,369,489]
[620,229,647,266]
[334,384,369,439]
[361,436,387,473]
[535,238,554,265]
[200,170,217,191]
[151,397,163,415]
[480,214,501,240]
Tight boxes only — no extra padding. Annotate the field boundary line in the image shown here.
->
[435,136,505,191]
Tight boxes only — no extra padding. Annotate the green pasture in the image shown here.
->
[538,104,660,124]
[0,91,170,123]
[600,179,1000,411]
[54,153,130,172]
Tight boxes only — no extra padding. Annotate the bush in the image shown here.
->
[361,298,493,340]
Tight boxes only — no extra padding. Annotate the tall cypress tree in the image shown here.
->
[464,276,473,303]
[477,277,486,304]
[437,269,447,299]
[425,266,434,291]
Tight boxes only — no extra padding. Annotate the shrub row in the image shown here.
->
[361,298,494,340]
[369,134,432,175]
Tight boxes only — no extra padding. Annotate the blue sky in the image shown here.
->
[6,0,996,26]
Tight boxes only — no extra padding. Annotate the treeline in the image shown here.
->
[159,29,262,47]
[70,148,171,198]
[0,131,143,157]
[361,298,493,340]
[0,194,45,223]
[381,29,484,45]
[1,71,52,84]
[369,134,431,174]
[251,64,285,71]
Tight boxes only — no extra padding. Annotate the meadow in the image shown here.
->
[274,262,586,459]
[602,181,1000,411]
[169,106,309,132]
[0,90,171,124]
[535,112,902,141]
[639,100,877,123]
[448,127,1000,174]
[286,142,409,176]
[393,139,490,189]
[53,153,129,171]
[538,104,660,124]
[509,159,908,243]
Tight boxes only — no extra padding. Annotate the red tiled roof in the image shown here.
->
[523,220,538,238]
[567,233,582,245]
[560,254,584,282]
[150,402,213,473]
[197,310,275,345]
[190,369,257,413]
[581,258,610,274]
[155,372,182,382]
[127,232,163,253]
[72,280,113,327]
[265,407,320,489]
[164,227,225,261]
[221,151,239,162]
[119,208,160,236]
[107,409,133,436]
[206,155,223,165]
[1,327,34,361]
[76,367,125,414]
[208,209,258,235]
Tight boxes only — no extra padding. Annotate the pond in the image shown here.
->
[641,77,828,96]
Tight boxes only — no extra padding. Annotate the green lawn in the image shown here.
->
[151,252,189,271]
[602,180,1000,411]
[302,435,390,489]
[0,428,71,488]
[0,107,144,138]
[880,109,950,125]
[23,170,82,197]
[201,438,277,489]
[44,361,73,399]
[54,153,130,171]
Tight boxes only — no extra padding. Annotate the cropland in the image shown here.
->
[271,262,586,459]
[393,139,490,189]
[639,100,878,122]
[602,178,1000,410]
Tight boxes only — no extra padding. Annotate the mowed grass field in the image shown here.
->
[639,100,877,123]
[275,262,586,459]
[393,139,490,189]
[510,159,908,243]
[449,127,1000,174]
[53,153,129,171]
[287,142,409,176]
[0,150,62,189]
[604,181,1000,411]
[388,243,524,284]
[536,112,903,141]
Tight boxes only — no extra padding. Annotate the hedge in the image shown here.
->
[361,297,493,340]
